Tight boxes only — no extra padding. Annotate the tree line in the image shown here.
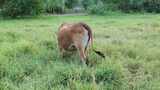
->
[0,0,160,18]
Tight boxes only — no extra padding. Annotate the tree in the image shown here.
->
[1,0,43,18]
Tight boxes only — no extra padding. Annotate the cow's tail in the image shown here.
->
[79,22,105,59]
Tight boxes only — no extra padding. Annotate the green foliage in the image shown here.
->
[65,0,79,9]
[119,0,160,13]
[1,0,160,16]
[1,0,43,18]
[44,0,65,14]
[86,0,107,15]
[44,0,80,14]
[143,0,160,13]
[82,0,160,14]
[0,0,5,8]
[87,3,106,15]
[81,0,93,10]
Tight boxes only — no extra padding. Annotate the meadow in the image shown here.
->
[0,13,160,90]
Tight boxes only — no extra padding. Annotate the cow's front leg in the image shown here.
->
[59,47,65,58]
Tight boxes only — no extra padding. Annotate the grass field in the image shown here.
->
[0,13,160,90]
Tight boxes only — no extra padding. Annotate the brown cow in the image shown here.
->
[57,22,105,65]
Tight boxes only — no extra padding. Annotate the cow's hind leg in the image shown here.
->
[74,42,87,65]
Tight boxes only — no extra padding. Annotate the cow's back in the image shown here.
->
[58,23,73,50]
[58,23,90,51]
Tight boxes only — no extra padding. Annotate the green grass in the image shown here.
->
[0,13,160,90]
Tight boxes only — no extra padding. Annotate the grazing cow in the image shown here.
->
[57,22,105,64]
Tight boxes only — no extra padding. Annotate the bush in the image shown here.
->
[0,0,5,8]
[119,0,160,13]
[87,5,106,15]
[1,0,43,18]
[83,0,160,14]
[119,0,144,12]
[87,0,107,15]
[44,0,80,14]
[81,0,93,10]
[143,0,160,13]
[44,0,65,14]
[65,0,79,9]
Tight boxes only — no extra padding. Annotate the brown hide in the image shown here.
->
[57,22,93,64]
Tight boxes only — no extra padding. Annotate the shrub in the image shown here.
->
[84,0,160,14]
[118,0,160,13]
[65,0,79,9]
[44,0,65,14]
[44,0,80,14]
[1,0,43,18]
[81,0,93,10]
[119,0,144,12]
[87,0,107,15]
[0,0,5,8]
[143,0,160,13]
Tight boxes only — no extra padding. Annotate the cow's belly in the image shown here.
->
[82,29,89,48]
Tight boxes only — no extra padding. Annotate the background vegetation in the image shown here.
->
[0,0,160,18]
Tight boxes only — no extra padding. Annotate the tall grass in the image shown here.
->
[0,13,160,89]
